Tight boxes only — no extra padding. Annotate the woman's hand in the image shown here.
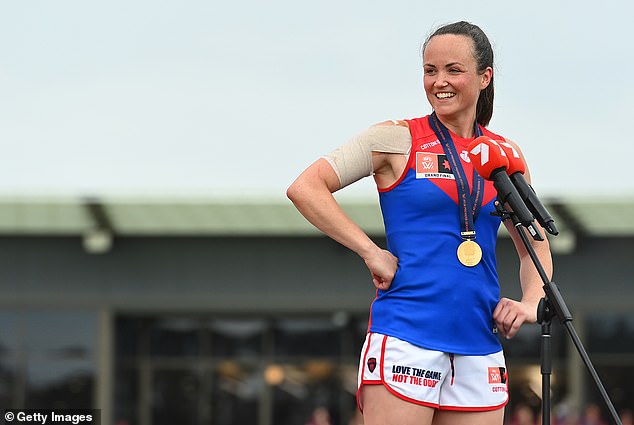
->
[363,247,399,291]
[493,297,540,339]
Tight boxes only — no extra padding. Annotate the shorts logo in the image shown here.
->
[367,357,377,373]
[488,367,507,384]
[390,365,441,388]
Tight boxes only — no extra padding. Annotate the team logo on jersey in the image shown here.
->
[415,152,454,179]
[488,367,507,384]
[367,357,377,373]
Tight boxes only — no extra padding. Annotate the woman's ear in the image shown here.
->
[480,66,493,89]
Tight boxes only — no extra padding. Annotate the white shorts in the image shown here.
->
[357,332,509,411]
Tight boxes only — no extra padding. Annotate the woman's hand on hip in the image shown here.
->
[493,297,539,339]
[363,247,399,291]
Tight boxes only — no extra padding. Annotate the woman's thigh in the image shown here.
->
[361,384,505,425]
[361,384,435,425]
[432,407,504,425]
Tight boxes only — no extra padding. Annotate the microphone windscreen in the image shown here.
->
[467,136,509,179]
[497,141,527,175]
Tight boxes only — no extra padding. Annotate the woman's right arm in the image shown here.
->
[286,157,398,290]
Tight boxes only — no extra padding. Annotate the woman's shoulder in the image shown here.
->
[373,119,410,128]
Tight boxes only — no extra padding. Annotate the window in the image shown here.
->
[0,310,96,409]
[114,313,368,425]
[587,312,634,354]
[586,312,634,411]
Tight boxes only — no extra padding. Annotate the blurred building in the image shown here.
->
[0,196,632,424]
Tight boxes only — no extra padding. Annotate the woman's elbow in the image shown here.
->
[286,177,309,204]
[287,161,338,203]
[286,181,300,203]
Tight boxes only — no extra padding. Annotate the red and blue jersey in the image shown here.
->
[368,116,506,355]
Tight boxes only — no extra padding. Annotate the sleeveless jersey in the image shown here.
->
[368,115,506,355]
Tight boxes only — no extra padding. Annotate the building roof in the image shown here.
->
[1,196,632,238]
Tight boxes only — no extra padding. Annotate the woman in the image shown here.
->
[287,21,553,425]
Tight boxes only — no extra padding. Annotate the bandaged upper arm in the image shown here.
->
[321,124,411,188]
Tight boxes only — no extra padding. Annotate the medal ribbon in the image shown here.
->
[428,112,484,240]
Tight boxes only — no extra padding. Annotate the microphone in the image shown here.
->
[467,136,544,241]
[497,141,559,236]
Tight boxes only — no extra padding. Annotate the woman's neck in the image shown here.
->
[436,113,477,138]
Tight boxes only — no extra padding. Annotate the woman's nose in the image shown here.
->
[434,73,448,87]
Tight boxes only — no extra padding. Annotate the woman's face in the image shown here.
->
[423,34,491,124]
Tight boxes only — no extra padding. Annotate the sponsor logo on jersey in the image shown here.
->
[419,140,441,150]
[415,152,454,180]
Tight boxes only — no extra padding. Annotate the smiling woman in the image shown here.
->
[287,21,553,425]
[422,27,494,134]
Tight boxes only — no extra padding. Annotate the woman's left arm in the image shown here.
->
[493,140,553,339]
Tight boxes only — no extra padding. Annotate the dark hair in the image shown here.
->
[422,21,494,127]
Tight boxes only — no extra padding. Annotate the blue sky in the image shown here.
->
[1,0,632,200]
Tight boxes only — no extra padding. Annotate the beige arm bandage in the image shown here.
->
[321,124,412,188]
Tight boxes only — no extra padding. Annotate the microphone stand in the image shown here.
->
[493,201,622,425]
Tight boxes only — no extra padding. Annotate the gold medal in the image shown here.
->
[457,240,482,267]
